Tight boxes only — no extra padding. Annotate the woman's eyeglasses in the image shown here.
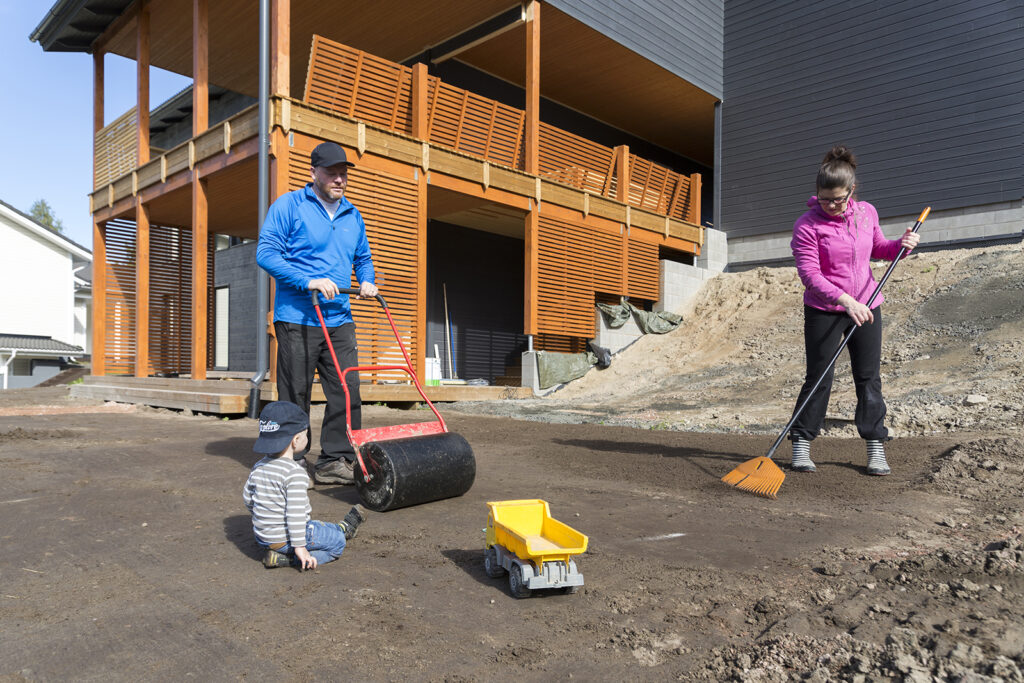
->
[818,191,851,206]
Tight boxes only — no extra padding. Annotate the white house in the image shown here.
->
[0,199,92,389]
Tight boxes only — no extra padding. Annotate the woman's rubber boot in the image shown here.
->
[866,439,891,476]
[790,435,816,473]
[338,504,367,540]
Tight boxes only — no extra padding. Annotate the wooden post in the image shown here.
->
[93,51,104,188]
[191,175,208,379]
[193,0,209,135]
[524,0,540,174]
[614,145,630,204]
[411,62,429,140]
[524,207,539,335]
[687,173,702,225]
[415,168,427,382]
[135,199,150,377]
[271,0,290,97]
[136,3,150,165]
[91,217,107,375]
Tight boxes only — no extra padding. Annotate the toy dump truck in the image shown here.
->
[484,499,588,598]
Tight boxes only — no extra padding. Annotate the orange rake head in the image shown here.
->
[721,456,786,499]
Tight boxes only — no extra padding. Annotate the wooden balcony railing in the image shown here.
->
[94,107,138,189]
[304,36,700,225]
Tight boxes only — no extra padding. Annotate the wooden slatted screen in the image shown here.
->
[300,35,699,223]
[627,236,660,301]
[102,219,137,374]
[304,35,414,135]
[538,123,615,195]
[426,78,524,167]
[537,215,625,338]
[94,108,137,189]
[147,223,214,374]
[533,334,587,353]
[629,154,695,222]
[288,148,421,384]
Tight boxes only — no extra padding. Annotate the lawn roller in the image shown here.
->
[311,289,475,511]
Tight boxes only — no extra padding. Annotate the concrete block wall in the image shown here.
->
[729,200,1023,268]
[593,308,644,354]
[655,226,728,315]
[878,200,1023,245]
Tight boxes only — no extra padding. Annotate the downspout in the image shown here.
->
[249,0,271,418]
[1,350,17,391]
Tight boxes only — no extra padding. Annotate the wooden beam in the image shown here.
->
[93,0,140,55]
[191,175,208,379]
[524,0,539,174]
[614,145,629,204]
[687,173,702,226]
[192,0,209,135]
[135,199,150,377]
[411,62,428,140]
[136,2,150,165]
[270,0,290,97]
[91,218,107,375]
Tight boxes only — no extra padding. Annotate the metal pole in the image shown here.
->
[249,0,271,418]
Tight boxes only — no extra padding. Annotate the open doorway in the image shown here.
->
[427,186,528,386]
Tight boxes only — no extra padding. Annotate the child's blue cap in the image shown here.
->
[254,401,309,454]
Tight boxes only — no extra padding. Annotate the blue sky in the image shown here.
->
[0,1,190,249]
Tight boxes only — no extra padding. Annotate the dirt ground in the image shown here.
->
[2,242,1023,681]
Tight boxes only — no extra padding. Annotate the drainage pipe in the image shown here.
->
[249,0,271,418]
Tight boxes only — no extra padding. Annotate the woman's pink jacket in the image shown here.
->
[791,197,905,313]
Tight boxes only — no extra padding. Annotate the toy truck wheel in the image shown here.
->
[508,564,531,599]
[561,585,579,594]
[484,548,505,578]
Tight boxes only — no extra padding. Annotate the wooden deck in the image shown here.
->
[69,375,533,415]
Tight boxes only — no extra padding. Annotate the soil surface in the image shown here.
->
[2,242,1023,681]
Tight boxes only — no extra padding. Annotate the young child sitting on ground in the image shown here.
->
[243,400,367,570]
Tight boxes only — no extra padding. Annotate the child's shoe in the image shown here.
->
[263,549,292,568]
[338,504,368,540]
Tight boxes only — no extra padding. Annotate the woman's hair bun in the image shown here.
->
[822,145,856,170]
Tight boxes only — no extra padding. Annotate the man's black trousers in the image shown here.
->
[789,305,888,442]
[274,321,360,467]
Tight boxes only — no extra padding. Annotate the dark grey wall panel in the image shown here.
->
[214,241,258,372]
[546,0,724,99]
[721,0,1024,239]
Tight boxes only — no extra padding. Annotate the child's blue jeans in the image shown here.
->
[258,520,346,565]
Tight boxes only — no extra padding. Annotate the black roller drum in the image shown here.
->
[354,432,475,512]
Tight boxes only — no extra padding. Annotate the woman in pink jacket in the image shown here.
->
[788,145,919,476]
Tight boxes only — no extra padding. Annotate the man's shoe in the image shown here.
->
[338,504,368,540]
[263,549,292,568]
[313,459,354,485]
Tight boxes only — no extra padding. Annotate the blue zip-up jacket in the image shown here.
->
[256,184,375,326]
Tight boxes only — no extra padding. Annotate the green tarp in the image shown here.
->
[596,297,683,335]
[535,299,683,389]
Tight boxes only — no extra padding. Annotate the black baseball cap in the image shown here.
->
[311,142,354,168]
[254,401,310,454]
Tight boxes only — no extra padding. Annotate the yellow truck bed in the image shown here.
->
[486,499,588,565]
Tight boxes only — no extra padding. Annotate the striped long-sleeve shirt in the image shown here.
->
[243,456,312,547]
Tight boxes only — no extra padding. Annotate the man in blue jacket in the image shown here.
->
[256,142,377,485]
